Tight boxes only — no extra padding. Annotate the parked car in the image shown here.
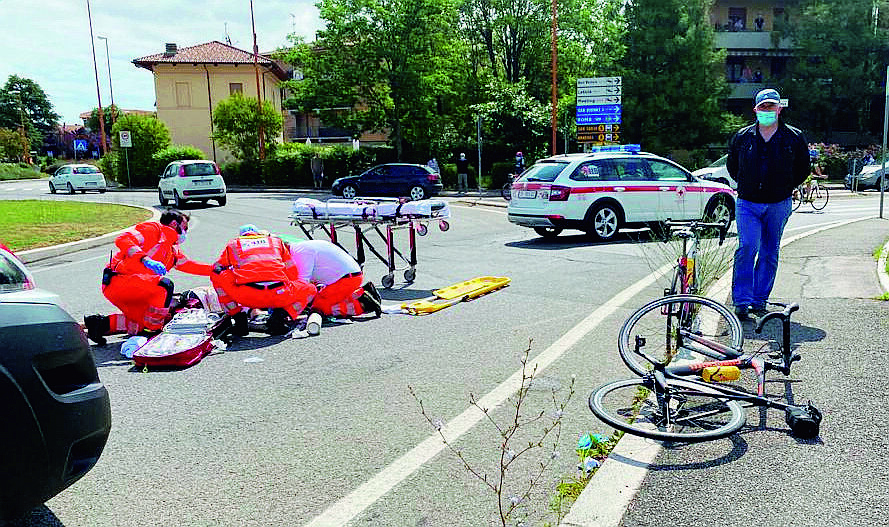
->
[845,163,889,191]
[691,154,737,189]
[48,164,107,194]
[330,163,443,201]
[507,145,736,241]
[0,247,111,521]
[158,159,227,207]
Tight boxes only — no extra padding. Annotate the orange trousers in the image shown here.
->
[101,273,171,333]
[211,270,316,319]
[312,275,367,317]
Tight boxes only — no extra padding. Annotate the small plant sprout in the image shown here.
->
[409,340,575,527]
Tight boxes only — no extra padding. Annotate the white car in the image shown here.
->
[48,164,107,194]
[692,154,737,189]
[0,247,62,306]
[507,145,736,240]
[158,159,227,207]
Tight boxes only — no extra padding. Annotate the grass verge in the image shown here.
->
[0,163,43,181]
[0,200,151,251]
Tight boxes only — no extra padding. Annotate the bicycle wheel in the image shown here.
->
[618,295,744,377]
[791,188,802,211]
[589,377,746,442]
[502,182,512,200]
[810,185,828,210]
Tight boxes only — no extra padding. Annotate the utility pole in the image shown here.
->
[97,36,116,125]
[250,0,265,160]
[87,0,107,156]
[550,0,558,155]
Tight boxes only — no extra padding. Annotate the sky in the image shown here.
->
[0,0,324,125]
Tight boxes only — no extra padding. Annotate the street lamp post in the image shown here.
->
[97,35,115,126]
[86,0,107,156]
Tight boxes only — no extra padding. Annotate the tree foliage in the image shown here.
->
[0,75,59,150]
[86,105,119,133]
[619,0,727,153]
[783,0,889,143]
[212,92,283,161]
[0,128,29,162]
[108,113,171,187]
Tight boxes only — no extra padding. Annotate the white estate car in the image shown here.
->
[691,154,737,190]
[507,145,736,240]
[48,164,107,194]
[158,159,227,208]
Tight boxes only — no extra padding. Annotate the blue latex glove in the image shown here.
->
[142,257,167,276]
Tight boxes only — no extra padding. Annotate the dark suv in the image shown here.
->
[0,248,112,521]
[331,163,443,201]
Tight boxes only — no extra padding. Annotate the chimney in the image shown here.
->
[164,43,177,57]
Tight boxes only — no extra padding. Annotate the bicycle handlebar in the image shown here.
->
[662,219,729,245]
[754,302,799,334]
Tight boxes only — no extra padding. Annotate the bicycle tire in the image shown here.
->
[588,377,746,442]
[791,188,802,211]
[502,182,512,200]
[618,295,744,377]
[810,185,828,210]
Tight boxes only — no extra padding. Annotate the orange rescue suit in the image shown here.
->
[211,234,316,318]
[102,221,211,332]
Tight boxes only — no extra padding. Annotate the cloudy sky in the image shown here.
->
[0,0,324,124]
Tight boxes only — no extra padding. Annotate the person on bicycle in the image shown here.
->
[514,151,525,175]
[727,88,810,320]
[797,147,827,201]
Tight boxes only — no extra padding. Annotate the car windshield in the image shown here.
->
[73,166,99,174]
[0,250,32,292]
[520,161,569,182]
[184,163,217,176]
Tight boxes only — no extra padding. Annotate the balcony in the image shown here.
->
[728,82,765,100]
[715,31,793,52]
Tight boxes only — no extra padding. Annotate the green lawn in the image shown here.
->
[0,200,152,251]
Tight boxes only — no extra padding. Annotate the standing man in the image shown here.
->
[211,225,316,335]
[456,153,469,194]
[727,88,809,320]
[311,152,324,189]
[84,209,211,345]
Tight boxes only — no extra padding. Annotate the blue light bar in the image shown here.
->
[587,144,641,153]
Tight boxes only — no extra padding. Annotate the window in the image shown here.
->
[183,163,217,176]
[0,251,31,292]
[612,159,650,181]
[570,161,612,182]
[229,83,243,95]
[175,82,191,107]
[647,160,689,182]
[728,7,747,30]
[520,161,568,183]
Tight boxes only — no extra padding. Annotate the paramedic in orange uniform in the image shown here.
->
[84,209,211,345]
[287,239,381,318]
[211,225,317,335]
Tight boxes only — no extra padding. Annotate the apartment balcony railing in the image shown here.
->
[715,31,793,51]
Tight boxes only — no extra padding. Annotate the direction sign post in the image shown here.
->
[119,130,132,187]
[576,77,622,144]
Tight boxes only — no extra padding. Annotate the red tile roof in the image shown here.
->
[133,40,288,80]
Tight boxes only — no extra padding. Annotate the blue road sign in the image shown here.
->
[576,113,622,125]
[577,105,621,115]
[74,139,87,151]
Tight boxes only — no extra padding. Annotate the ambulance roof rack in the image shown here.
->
[587,144,641,154]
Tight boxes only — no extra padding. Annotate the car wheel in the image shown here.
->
[704,196,734,229]
[99,189,106,193]
[587,202,622,241]
[174,190,184,208]
[158,188,168,206]
[67,183,75,195]
[342,185,358,199]
[409,186,427,201]
[49,182,56,194]
[533,227,563,239]
[217,196,227,206]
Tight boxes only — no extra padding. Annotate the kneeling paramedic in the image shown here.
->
[84,209,211,345]
[211,225,316,335]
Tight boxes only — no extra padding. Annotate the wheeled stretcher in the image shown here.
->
[289,197,451,288]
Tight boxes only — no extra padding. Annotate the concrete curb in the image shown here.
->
[17,205,161,265]
[878,237,889,294]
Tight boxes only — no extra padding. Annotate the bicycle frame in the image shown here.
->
[662,220,728,298]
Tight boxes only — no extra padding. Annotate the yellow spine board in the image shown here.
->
[402,276,510,315]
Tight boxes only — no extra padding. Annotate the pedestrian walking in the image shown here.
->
[456,153,469,193]
[311,153,324,189]
[727,88,810,320]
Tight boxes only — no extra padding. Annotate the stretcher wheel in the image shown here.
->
[439,220,450,232]
[404,268,416,282]
[381,274,395,288]
[415,223,428,236]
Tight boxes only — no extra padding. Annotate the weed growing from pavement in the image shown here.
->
[635,228,735,296]
[547,431,620,524]
[409,342,578,526]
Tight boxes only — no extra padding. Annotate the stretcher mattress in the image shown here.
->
[291,198,450,220]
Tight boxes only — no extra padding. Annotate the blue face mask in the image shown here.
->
[178,233,187,244]
[756,110,778,126]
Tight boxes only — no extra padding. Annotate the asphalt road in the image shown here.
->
[1,180,886,526]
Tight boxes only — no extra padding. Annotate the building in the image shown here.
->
[710,1,796,114]
[133,41,288,162]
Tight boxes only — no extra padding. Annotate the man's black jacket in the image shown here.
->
[727,121,810,203]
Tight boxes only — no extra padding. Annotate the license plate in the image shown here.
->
[193,179,211,186]
[86,181,96,186]
[517,190,537,199]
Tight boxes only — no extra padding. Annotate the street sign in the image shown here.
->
[119,130,132,148]
[577,114,622,125]
[577,105,621,115]
[74,139,87,152]
[577,86,623,97]
[577,96,621,106]
[577,77,622,87]
[577,132,621,143]
[578,124,620,133]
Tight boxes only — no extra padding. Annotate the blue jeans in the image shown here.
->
[732,197,792,308]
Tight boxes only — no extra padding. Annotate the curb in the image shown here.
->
[17,205,161,265]
[879,237,889,294]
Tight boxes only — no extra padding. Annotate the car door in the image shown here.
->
[159,164,175,197]
[391,165,415,196]
[609,157,661,222]
[53,166,70,187]
[646,159,702,220]
[360,166,390,195]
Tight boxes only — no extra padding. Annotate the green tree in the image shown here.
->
[783,0,889,143]
[86,105,119,132]
[618,0,727,153]
[0,75,59,151]
[109,113,172,187]
[0,127,30,161]
[473,80,551,160]
[212,93,283,161]
[284,0,466,160]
